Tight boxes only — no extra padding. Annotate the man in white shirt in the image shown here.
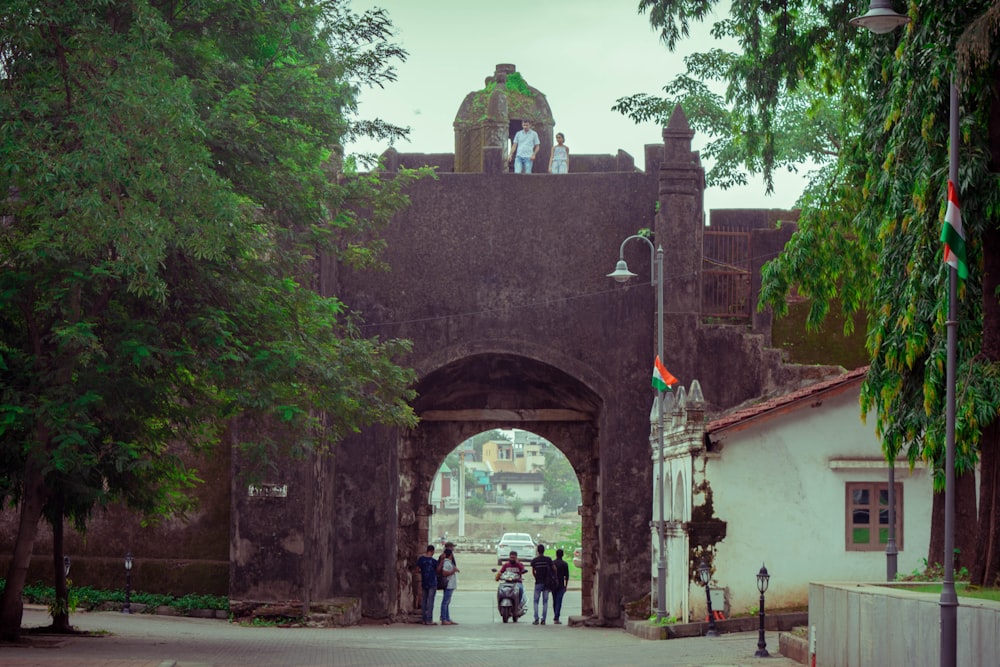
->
[509,120,540,174]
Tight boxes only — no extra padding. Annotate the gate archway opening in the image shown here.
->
[397,352,601,619]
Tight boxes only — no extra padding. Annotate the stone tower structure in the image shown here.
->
[453,64,555,173]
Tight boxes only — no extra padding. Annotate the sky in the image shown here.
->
[346,0,812,211]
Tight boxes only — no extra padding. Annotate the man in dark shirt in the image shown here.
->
[415,545,438,625]
[551,548,571,624]
[530,543,553,625]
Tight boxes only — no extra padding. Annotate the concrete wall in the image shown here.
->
[809,582,1000,667]
[0,441,231,597]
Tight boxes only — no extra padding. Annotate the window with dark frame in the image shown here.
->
[846,482,903,551]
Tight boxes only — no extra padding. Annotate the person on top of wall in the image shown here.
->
[549,132,569,174]
[509,120,540,174]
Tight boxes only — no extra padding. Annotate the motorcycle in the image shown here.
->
[492,568,526,623]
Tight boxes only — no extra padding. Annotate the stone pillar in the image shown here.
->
[657,105,705,317]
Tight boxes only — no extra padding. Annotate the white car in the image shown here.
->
[495,532,536,565]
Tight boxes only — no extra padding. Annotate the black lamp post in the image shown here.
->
[754,564,770,658]
[123,551,133,614]
[698,561,719,637]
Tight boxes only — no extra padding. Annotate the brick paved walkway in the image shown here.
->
[1,596,801,667]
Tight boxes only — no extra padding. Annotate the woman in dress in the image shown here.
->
[549,133,570,174]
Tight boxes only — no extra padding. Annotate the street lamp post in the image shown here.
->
[754,564,770,658]
[123,551,133,614]
[607,234,667,621]
[698,561,719,637]
[850,4,958,666]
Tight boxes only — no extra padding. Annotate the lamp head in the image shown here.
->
[849,0,909,34]
[756,563,770,593]
[607,259,637,283]
[698,561,711,585]
[125,551,134,571]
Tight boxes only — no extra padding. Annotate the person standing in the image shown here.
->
[549,133,570,174]
[551,548,570,624]
[508,120,540,174]
[415,545,438,625]
[436,547,460,625]
[530,543,553,625]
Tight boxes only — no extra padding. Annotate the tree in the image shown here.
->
[613,49,843,192]
[465,495,486,518]
[541,449,581,515]
[0,0,430,639]
[635,0,1000,584]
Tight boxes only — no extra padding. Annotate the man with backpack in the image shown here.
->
[551,548,570,624]
[530,543,554,625]
[414,545,438,625]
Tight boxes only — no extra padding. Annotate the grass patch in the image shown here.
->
[899,584,1000,603]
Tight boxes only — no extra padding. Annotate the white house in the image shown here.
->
[653,367,933,621]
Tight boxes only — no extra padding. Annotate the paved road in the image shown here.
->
[1,553,801,666]
[2,596,800,667]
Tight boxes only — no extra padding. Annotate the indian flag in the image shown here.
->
[652,356,678,393]
[941,180,969,280]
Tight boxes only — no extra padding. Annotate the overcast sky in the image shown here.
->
[346,0,811,211]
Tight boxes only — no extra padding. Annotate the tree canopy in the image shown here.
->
[629,0,1000,584]
[0,0,430,639]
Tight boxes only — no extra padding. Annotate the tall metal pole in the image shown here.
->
[940,76,959,667]
[654,245,666,622]
[607,235,667,621]
[458,450,466,537]
[886,463,897,581]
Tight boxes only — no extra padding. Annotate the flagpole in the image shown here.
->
[655,244,667,623]
[940,75,959,667]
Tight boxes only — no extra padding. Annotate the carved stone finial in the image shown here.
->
[666,104,691,132]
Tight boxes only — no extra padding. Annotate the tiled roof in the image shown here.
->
[707,366,868,435]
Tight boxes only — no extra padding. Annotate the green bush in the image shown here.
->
[6,580,229,612]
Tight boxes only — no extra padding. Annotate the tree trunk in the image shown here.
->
[926,470,978,575]
[0,457,49,641]
[955,471,979,575]
[971,420,1000,586]
[971,222,1000,586]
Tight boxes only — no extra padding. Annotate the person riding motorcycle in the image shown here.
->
[495,551,526,608]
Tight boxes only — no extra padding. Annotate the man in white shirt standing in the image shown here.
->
[509,120,540,174]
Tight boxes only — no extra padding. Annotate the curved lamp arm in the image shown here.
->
[607,234,658,286]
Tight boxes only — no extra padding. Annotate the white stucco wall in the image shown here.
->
[696,385,933,616]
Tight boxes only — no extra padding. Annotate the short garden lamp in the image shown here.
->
[754,564,770,657]
[698,561,719,637]
[123,551,133,614]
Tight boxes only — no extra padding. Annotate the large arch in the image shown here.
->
[396,352,602,618]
